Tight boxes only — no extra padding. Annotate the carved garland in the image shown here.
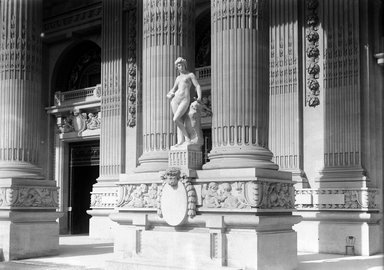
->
[305,0,320,107]
[126,2,138,127]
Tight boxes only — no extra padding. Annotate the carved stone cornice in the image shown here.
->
[0,187,59,209]
[295,188,379,211]
[43,3,102,34]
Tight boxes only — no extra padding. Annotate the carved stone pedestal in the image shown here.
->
[109,168,301,270]
[169,144,203,170]
[0,178,61,260]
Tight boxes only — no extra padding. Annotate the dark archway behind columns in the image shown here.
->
[51,40,101,101]
[195,6,210,67]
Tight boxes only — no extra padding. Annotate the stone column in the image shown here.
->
[88,0,125,239]
[269,0,307,186]
[203,0,278,170]
[136,0,195,172]
[0,0,60,260]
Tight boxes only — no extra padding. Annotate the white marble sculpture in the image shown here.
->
[167,57,203,147]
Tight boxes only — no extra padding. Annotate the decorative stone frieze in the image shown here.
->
[57,110,101,135]
[116,179,295,212]
[43,3,102,34]
[0,187,59,209]
[117,183,159,209]
[202,181,295,210]
[90,192,118,208]
[295,188,379,210]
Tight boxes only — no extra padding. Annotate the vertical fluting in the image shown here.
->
[0,0,43,178]
[204,0,277,170]
[269,0,303,177]
[100,0,125,179]
[323,0,361,168]
[137,0,195,172]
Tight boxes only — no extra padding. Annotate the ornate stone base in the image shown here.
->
[0,178,61,260]
[112,168,300,269]
[169,144,203,170]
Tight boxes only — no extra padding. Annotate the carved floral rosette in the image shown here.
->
[0,187,59,209]
[295,188,379,210]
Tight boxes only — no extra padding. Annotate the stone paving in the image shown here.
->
[0,235,383,270]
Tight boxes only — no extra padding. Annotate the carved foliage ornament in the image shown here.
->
[126,2,138,128]
[305,0,320,107]
[0,187,59,208]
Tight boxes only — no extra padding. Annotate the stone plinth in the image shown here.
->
[0,178,61,260]
[109,168,300,270]
[169,144,203,170]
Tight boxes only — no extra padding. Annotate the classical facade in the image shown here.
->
[0,0,383,269]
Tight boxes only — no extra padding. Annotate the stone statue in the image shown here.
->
[167,57,203,147]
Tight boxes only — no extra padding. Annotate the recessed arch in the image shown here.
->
[51,40,101,95]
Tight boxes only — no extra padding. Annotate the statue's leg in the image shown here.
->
[173,100,190,144]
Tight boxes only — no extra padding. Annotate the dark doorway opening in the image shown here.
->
[68,141,99,234]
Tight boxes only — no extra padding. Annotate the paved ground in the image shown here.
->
[0,235,383,269]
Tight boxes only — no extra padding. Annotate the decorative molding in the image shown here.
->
[43,3,102,34]
[305,0,320,107]
[0,187,59,209]
[90,192,118,208]
[295,188,379,211]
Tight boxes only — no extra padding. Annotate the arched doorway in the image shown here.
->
[50,40,102,234]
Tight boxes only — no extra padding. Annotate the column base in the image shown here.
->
[136,150,169,173]
[203,146,279,170]
[0,162,43,179]
[294,211,382,256]
[316,166,367,188]
[0,211,61,260]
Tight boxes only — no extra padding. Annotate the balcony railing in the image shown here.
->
[54,84,101,106]
[195,66,211,80]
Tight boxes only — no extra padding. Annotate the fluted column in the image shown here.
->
[0,0,43,178]
[204,0,277,170]
[136,0,195,172]
[99,0,125,180]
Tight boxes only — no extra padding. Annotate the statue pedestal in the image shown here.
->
[109,168,301,270]
[169,144,203,170]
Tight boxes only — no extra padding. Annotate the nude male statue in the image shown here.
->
[167,57,202,146]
